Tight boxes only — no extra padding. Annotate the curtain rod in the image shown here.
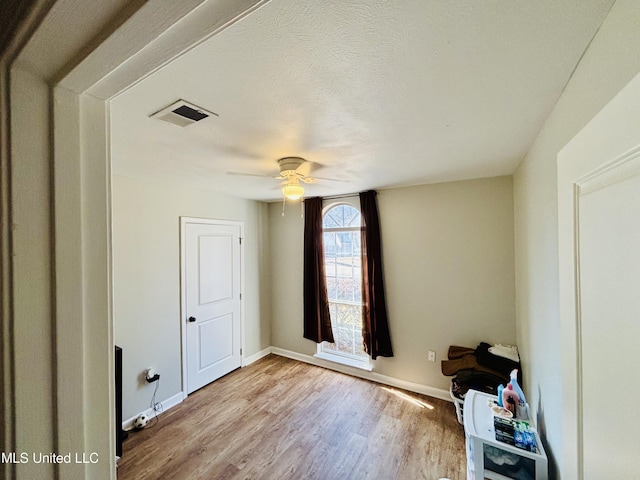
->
[304,192,359,201]
[323,192,359,200]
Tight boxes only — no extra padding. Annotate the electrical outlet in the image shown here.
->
[145,368,160,383]
[428,350,436,362]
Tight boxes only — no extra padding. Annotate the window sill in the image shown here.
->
[314,351,372,371]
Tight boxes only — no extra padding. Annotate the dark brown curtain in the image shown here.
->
[360,190,393,359]
[303,197,334,343]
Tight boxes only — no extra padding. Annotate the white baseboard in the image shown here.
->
[244,347,272,366]
[122,391,184,431]
[270,347,452,403]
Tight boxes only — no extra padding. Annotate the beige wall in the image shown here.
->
[8,68,115,479]
[10,66,55,480]
[112,175,271,420]
[270,176,515,391]
[513,0,640,477]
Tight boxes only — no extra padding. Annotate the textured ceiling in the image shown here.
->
[110,0,614,202]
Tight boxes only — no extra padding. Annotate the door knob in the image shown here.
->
[188,316,196,322]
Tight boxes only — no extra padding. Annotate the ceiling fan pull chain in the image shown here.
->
[281,196,286,217]
[300,199,304,218]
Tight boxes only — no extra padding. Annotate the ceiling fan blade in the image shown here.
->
[295,160,312,177]
[297,175,348,184]
[226,171,276,178]
[313,176,349,183]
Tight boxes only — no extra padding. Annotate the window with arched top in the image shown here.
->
[317,203,369,368]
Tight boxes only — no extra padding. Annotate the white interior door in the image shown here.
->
[182,219,242,394]
[558,73,640,479]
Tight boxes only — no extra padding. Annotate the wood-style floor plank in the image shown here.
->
[117,355,466,480]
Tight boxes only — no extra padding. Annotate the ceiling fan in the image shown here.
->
[228,156,344,201]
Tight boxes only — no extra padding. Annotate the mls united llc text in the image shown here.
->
[1,452,99,464]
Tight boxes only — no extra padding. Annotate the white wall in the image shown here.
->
[112,175,271,420]
[270,176,515,391]
[513,1,640,477]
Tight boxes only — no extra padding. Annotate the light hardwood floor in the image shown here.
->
[117,355,466,480]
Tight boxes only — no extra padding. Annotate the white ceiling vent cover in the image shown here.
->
[149,99,218,127]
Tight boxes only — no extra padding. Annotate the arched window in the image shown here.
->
[317,203,369,368]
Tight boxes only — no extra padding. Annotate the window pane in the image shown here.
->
[335,326,355,354]
[335,277,357,302]
[323,204,361,228]
[322,303,367,359]
[325,229,361,303]
[326,276,336,300]
[336,302,360,327]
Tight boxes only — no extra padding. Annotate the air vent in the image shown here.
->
[149,100,218,127]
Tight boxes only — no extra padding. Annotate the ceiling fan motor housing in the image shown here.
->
[278,157,305,177]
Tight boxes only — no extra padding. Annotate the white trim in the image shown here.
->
[558,70,640,479]
[179,217,245,395]
[244,347,272,366]
[271,347,452,403]
[79,0,270,99]
[313,351,372,371]
[122,392,184,431]
[559,145,640,479]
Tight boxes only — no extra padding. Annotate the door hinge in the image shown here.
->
[240,293,242,300]
[240,348,243,355]
[239,237,243,245]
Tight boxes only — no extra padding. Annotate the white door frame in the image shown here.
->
[4,1,265,478]
[180,217,245,399]
[558,71,640,479]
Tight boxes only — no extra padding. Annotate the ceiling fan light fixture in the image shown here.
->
[282,179,304,200]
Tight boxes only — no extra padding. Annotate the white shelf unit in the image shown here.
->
[450,383,465,424]
[463,390,548,480]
